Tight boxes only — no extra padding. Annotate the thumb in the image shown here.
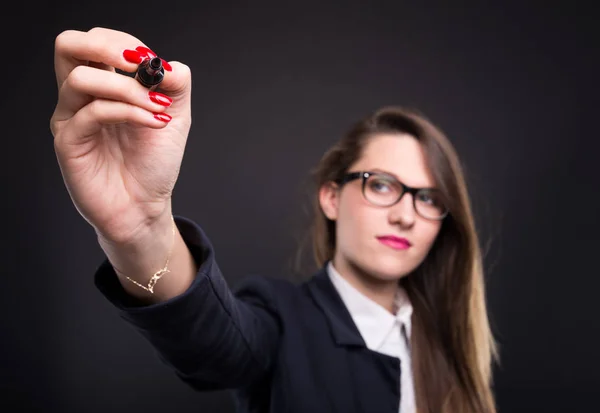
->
[156,61,192,102]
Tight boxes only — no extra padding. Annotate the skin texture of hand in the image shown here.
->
[50,27,192,245]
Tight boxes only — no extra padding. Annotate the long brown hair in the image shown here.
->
[299,106,500,413]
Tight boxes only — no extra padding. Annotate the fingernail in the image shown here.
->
[149,91,172,107]
[153,112,172,122]
[160,58,172,71]
[136,46,157,58]
[122,49,145,64]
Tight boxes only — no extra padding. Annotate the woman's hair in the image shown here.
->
[304,106,500,413]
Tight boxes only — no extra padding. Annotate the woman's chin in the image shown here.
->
[357,257,415,283]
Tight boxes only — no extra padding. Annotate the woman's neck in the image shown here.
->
[331,257,399,314]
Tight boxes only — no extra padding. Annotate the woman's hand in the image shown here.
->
[50,27,192,245]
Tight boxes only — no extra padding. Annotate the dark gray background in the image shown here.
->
[3,1,598,412]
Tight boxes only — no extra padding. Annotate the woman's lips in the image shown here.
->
[377,236,412,250]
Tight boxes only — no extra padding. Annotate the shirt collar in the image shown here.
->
[326,261,413,349]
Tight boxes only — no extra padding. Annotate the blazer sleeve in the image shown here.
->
[93,215,282,391]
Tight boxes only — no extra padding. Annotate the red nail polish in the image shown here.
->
[136,46,157,58]
[153,112,172,122]
[160,58,172,71]
[122,49,145,64]
[149,91,172,107]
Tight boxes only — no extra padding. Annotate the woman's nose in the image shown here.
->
[388,192,416,227]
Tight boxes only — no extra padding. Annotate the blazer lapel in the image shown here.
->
[306,267,365,347]
[306,267,401,413]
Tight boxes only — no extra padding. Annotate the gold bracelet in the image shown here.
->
[124,215,176,294]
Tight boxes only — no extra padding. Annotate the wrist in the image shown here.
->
[96,209,176,281]
[95,202,173,248]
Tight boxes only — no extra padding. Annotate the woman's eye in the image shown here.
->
[371,180,392,192]
[417,191,443,206]
[418,193,433,204]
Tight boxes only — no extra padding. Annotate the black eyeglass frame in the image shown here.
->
[336,171,449,220]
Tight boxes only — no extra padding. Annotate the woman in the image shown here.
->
[50,27,499,413]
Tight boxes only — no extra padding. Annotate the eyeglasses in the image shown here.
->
[336,171,449,220]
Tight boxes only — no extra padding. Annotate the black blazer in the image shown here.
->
[95,215,405,413]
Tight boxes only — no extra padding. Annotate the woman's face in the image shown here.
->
[320,133,443,282]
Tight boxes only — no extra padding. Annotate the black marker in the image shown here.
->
[134,56,165,90]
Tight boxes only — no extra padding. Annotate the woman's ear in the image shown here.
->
[319,182,340,220]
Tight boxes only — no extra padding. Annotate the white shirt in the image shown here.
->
[327,261,415,413]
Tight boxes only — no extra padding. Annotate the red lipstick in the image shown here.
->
[377,236,411,250]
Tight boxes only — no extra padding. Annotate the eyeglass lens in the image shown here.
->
[363,174,446,219]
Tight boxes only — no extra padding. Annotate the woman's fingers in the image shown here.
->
[51,26,190,140]
[154,60,192,108]
[155,60,190,96]
[53,65,173,122]
[56,99,171,148]
[54,27,156,89]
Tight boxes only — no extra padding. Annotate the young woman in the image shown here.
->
[50,27,499,413]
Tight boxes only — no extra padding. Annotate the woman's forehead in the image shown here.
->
[353,134,435,188]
